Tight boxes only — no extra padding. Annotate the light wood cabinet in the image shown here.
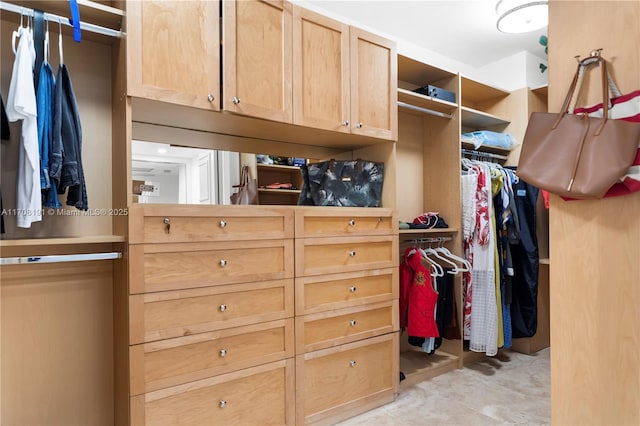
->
[223,0,293,122]
[293,208,399,424]
[126,0,220,110]
[292,7,397,140]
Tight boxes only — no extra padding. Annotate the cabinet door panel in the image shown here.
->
[127,0,219,110]
[293,6,350,132]
[223,0,293,122]
[350,27,397,140]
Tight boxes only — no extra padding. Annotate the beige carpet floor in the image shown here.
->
[336,348,550,426]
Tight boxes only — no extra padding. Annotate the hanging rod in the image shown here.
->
[405,236,453,244]
[461,148,508,161]
[0,251,122,265]
[0,1,124,38]
[398,101,453,119]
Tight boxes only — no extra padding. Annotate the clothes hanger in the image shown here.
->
[435,246,471,272]
[418,245,444,277]
[422,244,459,274]
[12,8,26,55]
[58,19,64,65]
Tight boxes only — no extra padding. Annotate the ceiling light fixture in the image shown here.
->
[496,0,548,34]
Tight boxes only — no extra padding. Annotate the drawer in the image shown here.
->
[295,207,397,238]
[295,268,398,315]
[131,359,295,426]
[129,204,293,244]
[296,334,398,425]
[295,301,398,353]
[295,236,398,277]
[130,279,294,344]
[130,240,294,294]
[130,319,295,395]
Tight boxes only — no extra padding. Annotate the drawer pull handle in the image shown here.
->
[349,286,357,293]
[378,217,383,223]
[219,349,227,357]
[349,360,357,367]
[232,96,241,104]
[207,94,215,103]
[356,122,363,128]
[219,304,227,312]
[349,250,356,257]
[350,320,357,327]
[219,220,227,228]
[348,219,356,226]
[219,259,227,267]
[219,400,227,408]
[163,217,171,234]
[341,120,349,126]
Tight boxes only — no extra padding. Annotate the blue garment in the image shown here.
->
[36,61,62,208]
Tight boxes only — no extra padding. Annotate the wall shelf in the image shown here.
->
[397,88,457,117]
[461,106,510,130]
[0,235,126,247]
[460,141,511,157]
[399,228,458,235]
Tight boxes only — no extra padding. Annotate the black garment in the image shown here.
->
[509,179,539,338]
[52,64,87,210]
[432,270,455,350]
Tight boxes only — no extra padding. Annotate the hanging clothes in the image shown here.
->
[52,64,87,210]
[6,26,41,228]
[1,95,10,234]
[37,58,61,208]
[509,178,540,338]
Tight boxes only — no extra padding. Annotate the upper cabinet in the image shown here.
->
[126,0,220,110]
[292,8,397,140]
[292,7,350,134]
[350,27,398,140]
[223,0,293,123]
[460,76,510,131]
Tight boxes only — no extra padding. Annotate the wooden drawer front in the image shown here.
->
[130,280,294,344]
[296,268,397,315]
[130,240,294,293]
[295,236,397,276]
[296,301,397,353]
[129,205,293,243]
[130,319,294,395]
[131,359,295,426]
[298,334,396,422]
[295,207,397,237]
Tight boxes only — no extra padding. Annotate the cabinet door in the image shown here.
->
[127,0,220,110]
[349,27,397,140]
[223,0,293,123]
[292,6,350,133]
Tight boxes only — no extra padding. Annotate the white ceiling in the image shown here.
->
[303,0,548,69]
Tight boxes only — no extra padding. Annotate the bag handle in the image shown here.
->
[554,55,610,135]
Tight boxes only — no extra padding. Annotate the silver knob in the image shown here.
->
[163,217,171,234]
[219,220,227,228]
[207,94,215,102]
[356,122,363,128]
[219,259,227,267]
[349,250,356,257]
[232,97,240,104]
[349,286,357,293]
[219,349,227,357]
[348,219,356,226]
[349,360,357,367]
[350,320,357,327]
[341,120,349,126]
[219,304,227,312]
[378,217,383,223]
[219,400,227,408]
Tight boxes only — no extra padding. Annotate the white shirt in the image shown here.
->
[6,27,41,228]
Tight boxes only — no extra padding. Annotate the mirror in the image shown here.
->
[132,140,240,205]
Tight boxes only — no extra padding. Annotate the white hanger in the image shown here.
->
[418,247,444,277]
[12,8,26,55]
[58,19,64,65]
[424,246,459,274]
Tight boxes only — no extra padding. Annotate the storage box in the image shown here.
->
[413,84,456,103]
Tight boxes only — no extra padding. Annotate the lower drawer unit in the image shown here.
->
[129,279,294,344]
[296,333,399,425]
[295,268,398,315]
[295,236,398,276]
[294,207,397,238]
[130,240,294,293]
[296,301,398,353]
[130,319,295,395]
[131,358,295,426]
